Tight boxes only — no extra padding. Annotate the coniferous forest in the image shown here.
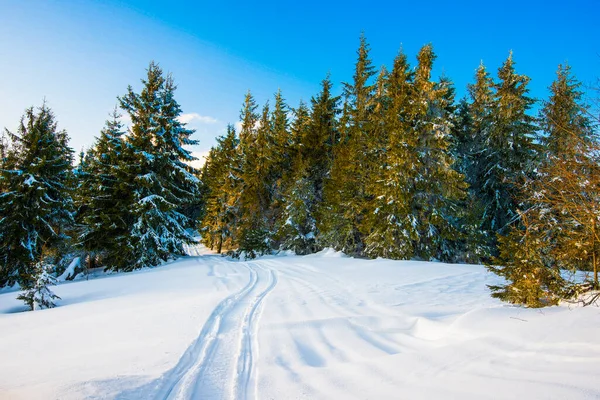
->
[1,36,598,309]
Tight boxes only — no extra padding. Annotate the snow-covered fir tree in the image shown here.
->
[76,108,134,270]
[118,62,201,270]
[17,259,61,310]
[477,53,538,241]
[0,103,74,287]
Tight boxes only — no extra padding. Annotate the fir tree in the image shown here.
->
[118,62,201,270]
[540,64,595,156]
[17,258,61,310]
[478,53,538,239]
[236,93,273,257]
[490,65,599,305]
[76,109,133,270]
[407,45,467,260]
[0,103,74,287]
[200,125,241,253]
[279,77,340,254]
[362,49,416,259]
[488,212,565,307]
[322,33,376,255]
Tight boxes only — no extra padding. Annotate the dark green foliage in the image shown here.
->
[236,94,273,258]
[76,109,134,270]
[479,53,538,237]
[0,103,74,287]
[278,77,340,254]
[117,62,201,270]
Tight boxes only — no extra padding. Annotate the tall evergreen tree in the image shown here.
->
[278,77,340,254]
[407,45,467,260]
[76,109,133,270]
[322,33,377,255]
[118,62,201,270]
[0,103,74,287]
[540,64,596,156]
[236,93,274,257]
[362,49,416,259]
[200,125,241,253]
[478,53,538,240]
[489,65,599,305]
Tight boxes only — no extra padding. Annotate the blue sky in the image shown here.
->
[1,0,598,164]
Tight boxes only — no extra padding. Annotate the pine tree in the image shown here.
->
[540,64,595,156]
[447,63,499,261]
[466,63,495,191]
[489,65,599,305]
[362,49,416,259]
[118,62,201,270]
[322,33,376,255]
[235,93,273,257]
[278,77,340,254]
[76,109,133,270]
[0,103,74,287]
[488,212,565,307]
[200,125,241,253]
[17,258,61,310]
[478,53,538,239]
[407,45,467,260]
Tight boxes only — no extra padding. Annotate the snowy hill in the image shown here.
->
[1,248,599,399]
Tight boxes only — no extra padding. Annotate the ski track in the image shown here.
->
[136,258,277,400]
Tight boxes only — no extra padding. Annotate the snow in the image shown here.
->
[58,257,81,282]
[1,247,599,399]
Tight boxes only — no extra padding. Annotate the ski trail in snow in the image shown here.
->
[235,267,278,400]
[146,261,277,400]
[147,260,258,400]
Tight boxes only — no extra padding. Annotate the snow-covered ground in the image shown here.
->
[1,246,599,399]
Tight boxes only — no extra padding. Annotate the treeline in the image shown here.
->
[200,36,599,306]
[0,63,201,308]
[1,36,598,309]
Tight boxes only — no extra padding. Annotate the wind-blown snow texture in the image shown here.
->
[1,245,599,399]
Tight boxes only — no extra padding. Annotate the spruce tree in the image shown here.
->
[0,104,74,287]
[236,93,273,257]
[322,33,376,255]
[17,259,61,310]
[77,109,134,270]
[478,53,538,239]
[540,64,595,156]
[118,62,201,270]
[407,45,467,260]
[279,77,340,254]
[488,212,565,307]
[200,125,241,253]
[489,65,599,305]
[362,49,416,259]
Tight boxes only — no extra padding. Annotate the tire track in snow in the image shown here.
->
[142,261,277,400]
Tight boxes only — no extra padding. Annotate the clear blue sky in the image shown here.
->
[1,0,598,163]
